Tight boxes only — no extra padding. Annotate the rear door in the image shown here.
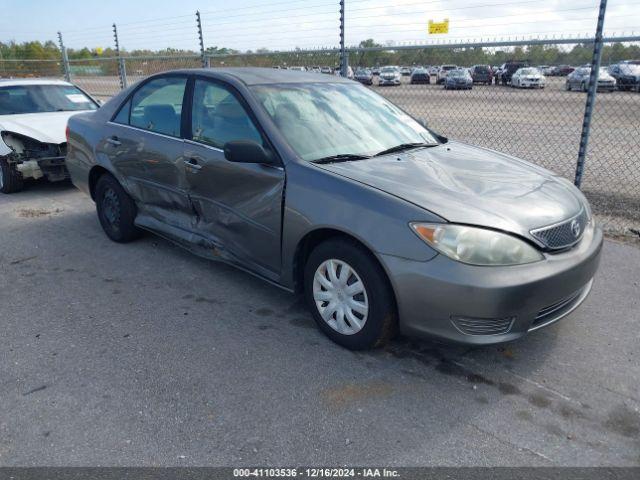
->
[103,75,193,230]
[183,78,285,279]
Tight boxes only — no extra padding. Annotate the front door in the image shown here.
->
[183,78,285,280]
[102,75,192,230]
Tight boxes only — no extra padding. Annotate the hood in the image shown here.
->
[0,111,89,144]
[315,141,584,240]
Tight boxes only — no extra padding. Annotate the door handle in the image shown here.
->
[184,158,202,170]
[106,136,121,146]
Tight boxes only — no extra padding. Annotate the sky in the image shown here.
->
[1,0,638,52]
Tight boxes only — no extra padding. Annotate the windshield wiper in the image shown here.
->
[311,153,372,164]
[373,142,437,157]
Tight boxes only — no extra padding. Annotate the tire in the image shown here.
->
[0,157,24,194]
[304,238,397,350]
[565,81,571,91]
[581,82,587,92]
[95,173,143,243]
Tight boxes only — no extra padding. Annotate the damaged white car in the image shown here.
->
[0,79,99,193]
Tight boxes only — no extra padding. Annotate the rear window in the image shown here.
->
[0,84,97,115]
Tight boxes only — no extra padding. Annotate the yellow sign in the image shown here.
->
[428,18,449,34]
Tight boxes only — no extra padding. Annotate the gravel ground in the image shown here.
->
[0,182,639,466]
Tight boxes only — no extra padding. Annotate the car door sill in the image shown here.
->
[134,214,291,292]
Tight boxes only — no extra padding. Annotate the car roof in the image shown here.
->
[0,78,74,87]
[164,67,352,85]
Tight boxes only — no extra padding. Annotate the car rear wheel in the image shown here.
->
[304,238,397,350]
[0,158,24,194]
[581,82,587,92]
[95,173,143,243]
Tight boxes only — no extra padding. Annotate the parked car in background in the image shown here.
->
[354,68,374,85]
[66,67,602,350]
[550,65,575,76]
[0,79,99,193]
[371,66,380,76]
[497,61,529,85]
[469,65,493,84]
[541,66,555,76]
[437,65,458,84]
[378,66,402,86]
[566,67,616,92]
[444,69,473,90]
[288,66,307,72]
[400,66,412,76]
[410,67,431,84]
[608,63,640,91]
[429,65,439,76]
[511,67,546,89]
[320,66,332,74]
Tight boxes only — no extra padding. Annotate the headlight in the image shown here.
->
[410,223,544,266]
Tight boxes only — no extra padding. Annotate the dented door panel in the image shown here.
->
[183,141,285,278]
[101,123,194,231]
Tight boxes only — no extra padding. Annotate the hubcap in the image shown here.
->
[102,187,120,230]
[313,259,369,335]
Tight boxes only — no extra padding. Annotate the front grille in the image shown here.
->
[529,282,591,331]
[530,208,589,250]
[451,316,515,336]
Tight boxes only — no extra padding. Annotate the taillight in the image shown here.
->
[65,125,70,142]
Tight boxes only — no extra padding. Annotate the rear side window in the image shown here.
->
[122,76,187,137]
[190,79,262,149]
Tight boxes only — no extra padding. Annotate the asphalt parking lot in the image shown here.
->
[1,181,639,466]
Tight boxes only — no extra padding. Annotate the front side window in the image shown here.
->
[127,76,186,137]
[252,82,438,162]
[191,79,262,149]
[0,84,97,115]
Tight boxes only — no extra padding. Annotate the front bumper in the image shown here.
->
[519,81,544,88]
[380,222,603,345]
[379,78,401,85]
[446,82,472,89]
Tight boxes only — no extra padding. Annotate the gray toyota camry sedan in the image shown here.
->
[66,68,602,350]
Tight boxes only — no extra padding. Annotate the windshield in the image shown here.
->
[621,64,640,74]
[519,68,538,75]
[449,70,467,77]
[0,84,97,115]
[381,67,397,73]
[252,82,438,162]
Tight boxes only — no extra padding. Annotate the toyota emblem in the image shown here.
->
[570,219,581,238]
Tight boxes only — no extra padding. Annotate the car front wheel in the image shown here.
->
[95,173,143,243]
[304,238,397,350]
[0,158,24,194]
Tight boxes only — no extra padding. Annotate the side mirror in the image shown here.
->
[223,140,275,165]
